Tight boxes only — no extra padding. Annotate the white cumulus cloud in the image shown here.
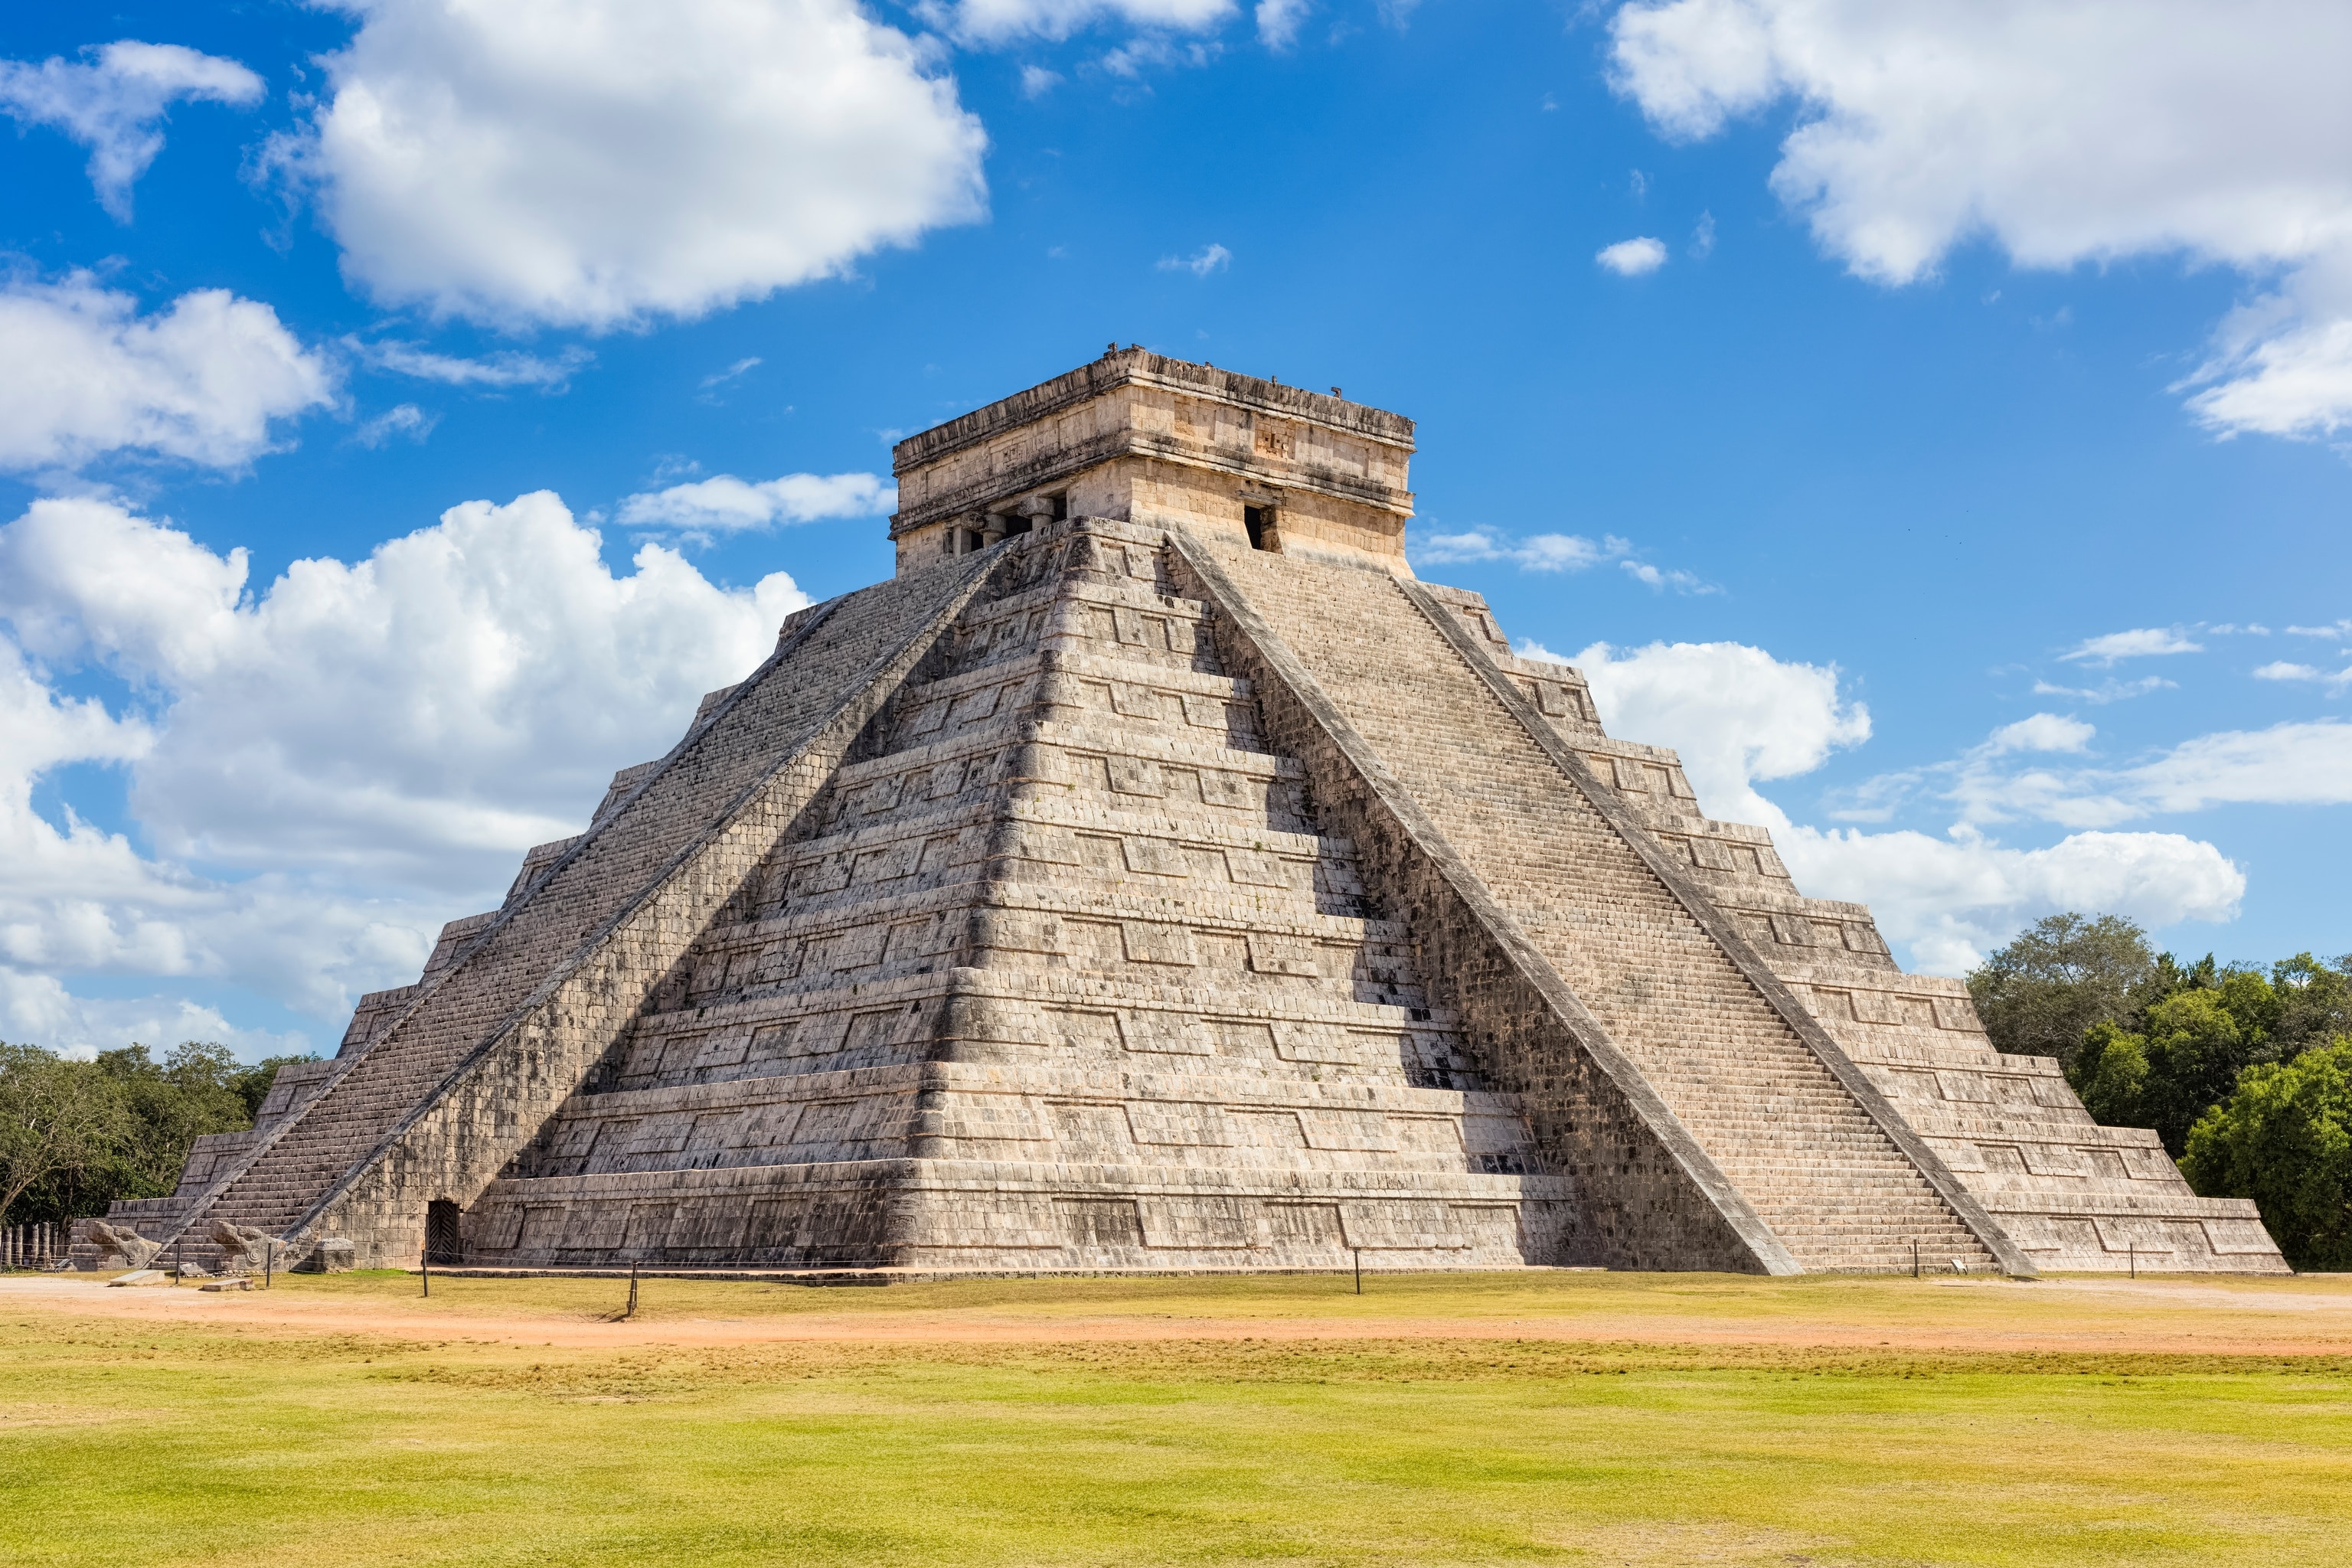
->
[352,403,436,448]
[0,40,263,220]
[1621,560,1716,594]
[0,972,310,1063]
[945,0,1238,45]
[1900,719,2352,831]
[1158,243,1233,276]
[1418,528,1715,590]
[1607,0,2352,439]
[1256,0,1311,47]
[1985,714,2096,754]
[1416,530,1632,572]
[1563,639,1872,824]
[0,493,811,1054]
[2254,659,2352,688]
[2095,722,2352,818]
[276,0,989,329]
[2060,626,2203,665]
[1780,825,2245,976]
[0,273,337,473]
[2030,675,2173,705]
[616,472,897,534]
[1596,236,1668,276]
[350,338,593,390]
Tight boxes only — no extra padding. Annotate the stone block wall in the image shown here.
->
[1181,531,2012,1275]
[134,552,1004,1269]
[87,443,2287,1276]
[446,517,1573,1272]
[1416,577,2285,1274]
[890,348,1419,575]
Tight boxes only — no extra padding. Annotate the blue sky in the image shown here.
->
[3,0,2349,1057]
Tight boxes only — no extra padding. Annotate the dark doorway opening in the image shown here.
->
[1244,505,1273,550]
[425,1200,463,1266]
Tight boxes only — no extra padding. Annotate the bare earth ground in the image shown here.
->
[8,1266,2352,1355]
[6,1269,2351,1567]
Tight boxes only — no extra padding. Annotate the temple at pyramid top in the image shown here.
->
[890,346,1419,574]
[74,348,2286,1281]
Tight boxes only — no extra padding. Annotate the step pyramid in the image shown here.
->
[91,349,2285,1276]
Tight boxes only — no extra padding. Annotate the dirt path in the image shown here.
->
[10,1272,2352,1357]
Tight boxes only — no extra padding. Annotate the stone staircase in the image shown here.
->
[456,517,1570,1270]
[82,338,2285,1279]
[1405,581,2287,1274]
[1187,537,1999,1273]
[133,558,1001,1270]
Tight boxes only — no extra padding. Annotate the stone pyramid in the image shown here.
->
[91,349,2285,1276]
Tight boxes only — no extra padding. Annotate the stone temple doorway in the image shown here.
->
[424,1200,464,1266]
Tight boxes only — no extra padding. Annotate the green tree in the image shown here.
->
[0,1044,132,1227]
[2071,989,2265,1156]
[2142,950,2219,1012]
[2072,1020,2151,1129]
[2213,965,2281,1047]
[2183,1040,2352,1272]
[1968,913,2157,1070]
[2269,953,2352,1057]
[2138,989,2264,1155]
[2,1041,318,1226]
[89,1043,258,1200]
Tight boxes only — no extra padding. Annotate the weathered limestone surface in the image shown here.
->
[81,351,2285,1275]
[890,346,1418,576]
[463,518,1570,1271]
[1176,534,2012,1276]
[83,1220,161,1270]
[1411,581,2285,1274]
[110,555,1004,1269]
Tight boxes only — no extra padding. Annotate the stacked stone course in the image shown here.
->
[82,349,2284,1276]
[455,518,1570,1270]
[1184,538,2004,1274]
[1412,568,2282,1273]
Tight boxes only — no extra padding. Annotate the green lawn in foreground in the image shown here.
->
[3,1273,2349,1567]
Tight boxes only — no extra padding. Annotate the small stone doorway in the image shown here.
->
[424,1200,464,1266]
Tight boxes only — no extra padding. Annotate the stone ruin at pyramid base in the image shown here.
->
[77,348,2288,1279]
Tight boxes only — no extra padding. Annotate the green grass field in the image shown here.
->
[4,1270,2348,1566]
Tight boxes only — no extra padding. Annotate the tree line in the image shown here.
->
[0,1042,317,1234]
[1967,913,2352,1271]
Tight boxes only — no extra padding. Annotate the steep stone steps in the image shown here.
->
[444,518,1562,1273]
[1200,541,1996,1273]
